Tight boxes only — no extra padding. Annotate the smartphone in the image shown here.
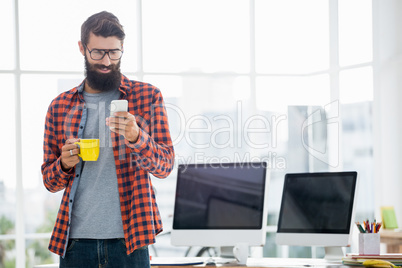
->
[110,100,128,116]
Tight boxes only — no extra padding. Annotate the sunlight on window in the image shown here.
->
[338,0,373,66]
[0,75,16,188]
[144,75,183,98]
[256,74,330,113]
[20,74,83,189]
[255,0,329,74]
[145,75,250,101]
[175,76,247,116]
[18,0,138,72]
[1,0,377,263]
[142,0,250,73]
[339,67,373,103]
[233,76,251,101]
[0,0,15,69]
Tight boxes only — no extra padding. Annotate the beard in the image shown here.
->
[84,56,122,92]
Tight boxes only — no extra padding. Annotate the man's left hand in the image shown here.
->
[106,112,140,143]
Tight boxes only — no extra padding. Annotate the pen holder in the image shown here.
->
[359,233,380,255]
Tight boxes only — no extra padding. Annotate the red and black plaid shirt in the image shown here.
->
[41,75,174,257]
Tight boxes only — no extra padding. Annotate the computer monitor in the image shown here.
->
[276,171,358,260]
[171,162,269,261]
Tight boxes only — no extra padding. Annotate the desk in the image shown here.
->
[35,257,354,268]
[150,257,353,268]
[381,230,402,253]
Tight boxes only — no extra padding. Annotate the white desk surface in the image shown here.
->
[34,257,352,268]
[34,265,59,268]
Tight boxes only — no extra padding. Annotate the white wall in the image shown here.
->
[373,0,402,226]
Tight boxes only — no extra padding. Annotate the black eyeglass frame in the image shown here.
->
[84,45,124,61]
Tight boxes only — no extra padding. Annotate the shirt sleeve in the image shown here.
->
[41,102,74,192]
[125,89,175,179]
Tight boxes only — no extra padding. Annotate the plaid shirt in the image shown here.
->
[41,75,174,257]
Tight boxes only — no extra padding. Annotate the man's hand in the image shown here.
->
[61,138,80,171]
[106,112,140,143]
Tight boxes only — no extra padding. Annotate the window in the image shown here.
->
[338,0,372,66]
[18,0,138,72]
[0,0,15,70]
[255,0,329,73]
[0,74,17,267]
[142,0,250,73]
[1,0,376,266]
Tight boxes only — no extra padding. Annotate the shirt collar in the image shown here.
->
[75,74,129,98]
[77,82,85,93]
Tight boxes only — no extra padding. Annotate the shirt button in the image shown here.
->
[80,126,84,129]
[76,174,79,177]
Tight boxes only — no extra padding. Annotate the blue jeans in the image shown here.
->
[60,239,150,268]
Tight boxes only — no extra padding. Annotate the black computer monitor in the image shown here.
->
[171,162,269,251]
[276,171,358,260]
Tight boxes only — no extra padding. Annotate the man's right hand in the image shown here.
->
[61,138,80,171]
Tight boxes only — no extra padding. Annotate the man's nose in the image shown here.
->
[101,53,112,66]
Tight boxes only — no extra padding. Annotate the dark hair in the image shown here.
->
[81,11,125,46]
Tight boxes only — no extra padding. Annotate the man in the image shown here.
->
[41,11,174,267]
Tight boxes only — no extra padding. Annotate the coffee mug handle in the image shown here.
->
[73,142,81,158]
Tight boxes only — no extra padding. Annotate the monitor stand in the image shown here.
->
[324,246,344,262]
[201,247,235,267]
[205,245,249,266]
[220,244,249,265]
[220,246,235,259]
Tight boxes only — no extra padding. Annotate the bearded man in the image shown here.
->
[41,11,174,267]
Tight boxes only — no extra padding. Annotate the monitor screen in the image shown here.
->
[276,171,358,259]
[277,171,357,234]
[171,162,269,247]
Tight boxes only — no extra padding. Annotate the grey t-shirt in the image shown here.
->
[70,89,124,239]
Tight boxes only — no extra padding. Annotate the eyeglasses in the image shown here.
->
[84,45,123,60]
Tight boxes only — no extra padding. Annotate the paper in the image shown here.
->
[381,206,398,229]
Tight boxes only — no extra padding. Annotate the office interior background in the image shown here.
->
[0,0,401,267]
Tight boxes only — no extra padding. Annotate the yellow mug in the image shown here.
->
[74,139,100,161]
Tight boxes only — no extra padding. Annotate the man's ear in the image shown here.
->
[78,41,85,56]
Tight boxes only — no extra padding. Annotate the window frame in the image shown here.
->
[0,0,378,265]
